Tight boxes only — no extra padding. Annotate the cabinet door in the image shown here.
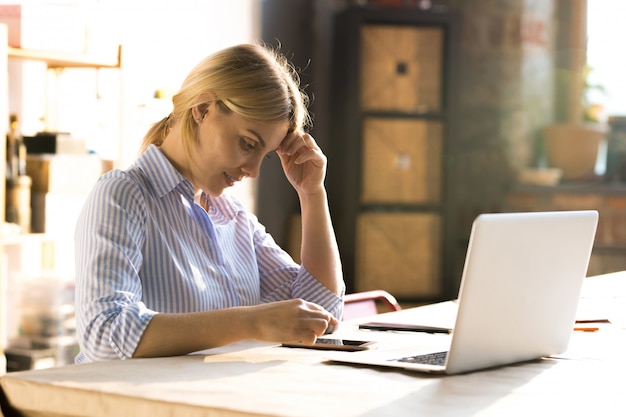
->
[360,24,443,113]
[355,212,441,298]
[360,117,442,204]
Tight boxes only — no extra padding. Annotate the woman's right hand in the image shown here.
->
[248,299,339,344]
[133,299,339,359]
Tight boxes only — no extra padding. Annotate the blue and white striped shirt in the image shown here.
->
[74,145,343,363]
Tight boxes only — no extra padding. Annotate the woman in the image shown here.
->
[74,43,344,363]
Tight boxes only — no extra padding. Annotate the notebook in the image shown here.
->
[327,210,599,375]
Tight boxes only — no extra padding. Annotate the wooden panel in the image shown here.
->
[360,24,443,112]
[355,212,441,298]
[361,118,442,204]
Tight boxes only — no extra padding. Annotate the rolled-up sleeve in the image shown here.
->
[74,173,156,363]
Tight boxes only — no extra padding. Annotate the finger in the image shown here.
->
[282,133,312,156]
[296,301,333,324]
[325,322,339,334]
[293,146,326,166]
[303,300,335,318]
[299,134,309,149]
[299,319,329,342]
[307,310,339,335]
[277,132,299,155]
[293,147,315,165]
[299,134,321,152]
[286,302,338,342]
[292,331,318,345]
[319,314,340,335]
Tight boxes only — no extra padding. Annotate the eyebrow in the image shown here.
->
[247,129,266,148]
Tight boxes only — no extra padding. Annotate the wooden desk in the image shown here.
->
[1,273,626,417]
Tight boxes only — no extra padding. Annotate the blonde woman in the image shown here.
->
[74,44,344,363]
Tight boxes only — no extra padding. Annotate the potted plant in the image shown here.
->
[543,65,608,181]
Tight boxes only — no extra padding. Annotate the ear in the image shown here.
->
[192,92,217,123]
[192,103,209,123]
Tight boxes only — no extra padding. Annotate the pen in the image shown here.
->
[573,327,599,332]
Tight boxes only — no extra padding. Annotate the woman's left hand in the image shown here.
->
[277,132,327,195]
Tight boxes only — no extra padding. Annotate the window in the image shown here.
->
[586,2,626,118]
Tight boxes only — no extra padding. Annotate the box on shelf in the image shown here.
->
[23,132,86,155]
[360,118,442,204]
[6,335,78,371]
[1,234,57,349]
[25,154,104,274]
[360,24,443,113]
[6,273,78,372]
[26,153,103,195]
[5,346,57,372]
[355,212,442,298]
[0,3,86,53]
[8,334,78,371]
[18,276,75,338]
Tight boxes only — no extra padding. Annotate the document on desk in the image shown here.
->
[576,271,626,324]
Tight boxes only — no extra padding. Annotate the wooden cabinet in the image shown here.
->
[328,6,460,301]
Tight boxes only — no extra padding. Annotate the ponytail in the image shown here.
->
[139,114,172,154]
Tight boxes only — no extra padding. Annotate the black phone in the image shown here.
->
[281,338,377,351]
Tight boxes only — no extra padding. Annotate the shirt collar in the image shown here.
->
[134,144,195,202]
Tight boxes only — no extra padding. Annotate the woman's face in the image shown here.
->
[189,101,289,197]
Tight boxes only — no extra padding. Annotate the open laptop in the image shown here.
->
[327,210,599,375]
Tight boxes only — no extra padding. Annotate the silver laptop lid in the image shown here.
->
[445,210,598,374]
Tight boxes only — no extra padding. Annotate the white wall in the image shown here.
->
[95,0,261,211]
[87,0,260,168]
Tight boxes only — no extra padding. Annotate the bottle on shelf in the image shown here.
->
[5,114,32,233]
[6,114,18,180]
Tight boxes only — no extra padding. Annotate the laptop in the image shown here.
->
[327,210,599,375]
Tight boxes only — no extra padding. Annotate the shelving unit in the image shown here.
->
[7,45,121,69]
[1,27,121,371]
[1,33,121,227]
[328,6,460,302]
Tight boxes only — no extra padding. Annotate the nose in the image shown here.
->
[241,156,263,179]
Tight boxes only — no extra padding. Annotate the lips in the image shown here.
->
[224,172,238,186]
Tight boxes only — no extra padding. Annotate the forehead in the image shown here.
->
[228,112,289,148]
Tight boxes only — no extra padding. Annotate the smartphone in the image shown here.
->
[281,338,377,351]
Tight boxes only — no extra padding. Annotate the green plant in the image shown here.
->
[582,65,606,123]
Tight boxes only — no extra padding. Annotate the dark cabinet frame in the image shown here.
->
[328,6,461,301]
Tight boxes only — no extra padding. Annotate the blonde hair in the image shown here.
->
[140,43,311,154]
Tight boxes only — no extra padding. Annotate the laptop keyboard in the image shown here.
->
[395,351,448,366]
